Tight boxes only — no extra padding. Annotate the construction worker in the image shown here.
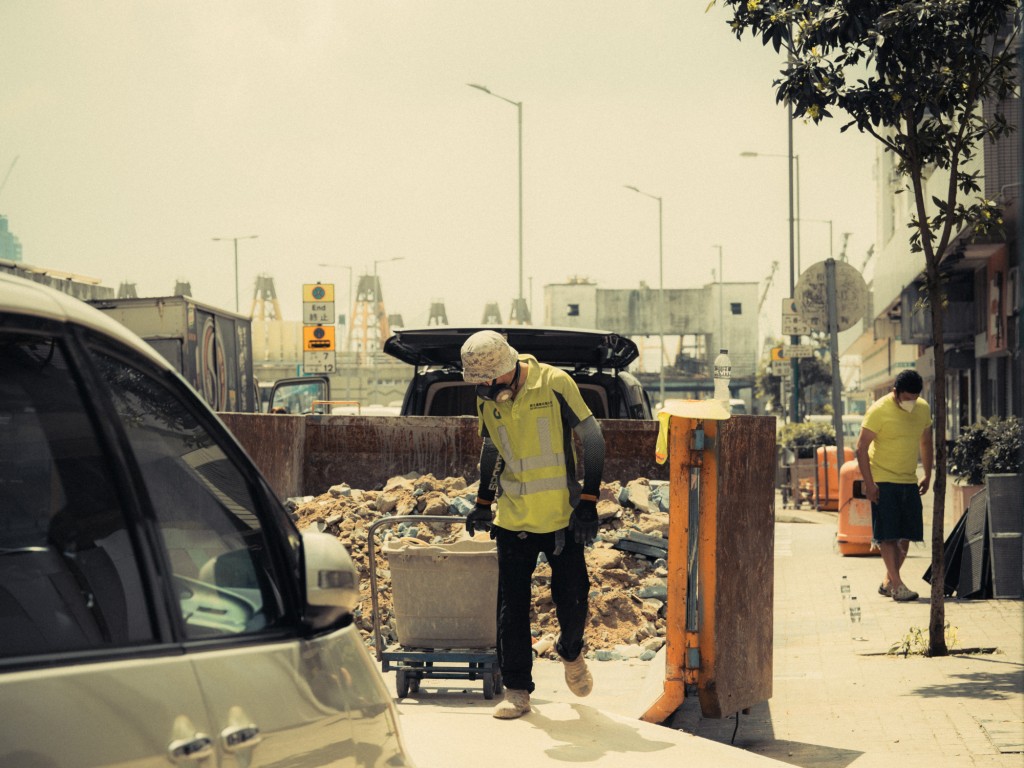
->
[461,330,604,719]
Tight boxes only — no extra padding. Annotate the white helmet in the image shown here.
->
[461,330,518,383]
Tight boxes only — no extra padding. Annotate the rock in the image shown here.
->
[614,644,643,659]
[624,478,653,513]
[383,476,416,494]
[649,481,670,512]
[596,499,621,522]
[639,649,657,661]
[637,581,668,600]
[328,483,350,498]
[635,511,670,537]
[642,637,666,652]
[588,548,625,570]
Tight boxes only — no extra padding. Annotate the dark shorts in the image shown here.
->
[871,482,924,543]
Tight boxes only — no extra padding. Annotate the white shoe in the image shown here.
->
[562,654,593,697]
[492,689,531,719]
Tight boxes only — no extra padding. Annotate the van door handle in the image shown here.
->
[221,723,262,752]
[167,733,214,762]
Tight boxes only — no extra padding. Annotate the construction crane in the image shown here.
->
[839,232,852,262]
[758,260,779,314]
[0,156,18,200]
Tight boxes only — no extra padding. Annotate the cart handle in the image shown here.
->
[366,514,469,662]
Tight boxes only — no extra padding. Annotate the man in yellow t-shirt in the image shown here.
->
[855,370,933,603]
[460,330,605,720]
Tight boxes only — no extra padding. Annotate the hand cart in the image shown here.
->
[366,514,502,700]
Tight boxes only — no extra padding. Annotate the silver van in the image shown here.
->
[0,273,413,767]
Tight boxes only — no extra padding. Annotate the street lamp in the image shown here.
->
[741,149,802,420]
[624,185,665,409]
[801,218,834,260]
[212,234,258,312]
[713,244,724,352]
[318,262,353,351]
[468,83,528,324]
[740,151,802,280]
[373,256,404,278]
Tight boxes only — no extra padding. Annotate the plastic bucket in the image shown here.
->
[382,538,498,648]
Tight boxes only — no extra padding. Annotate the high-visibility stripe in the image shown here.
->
[497,418,564,473]
[501,474,571,497]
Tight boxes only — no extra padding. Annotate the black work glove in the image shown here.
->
[465,503,494,537]
[568,499,599,546]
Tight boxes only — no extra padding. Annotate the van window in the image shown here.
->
[0,333,155,658]
[88,346,288,639]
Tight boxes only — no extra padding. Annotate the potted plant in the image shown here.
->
[948,416,1023,520]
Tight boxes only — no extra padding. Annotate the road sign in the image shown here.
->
[302,283,335,325]
[303,350,337,374]
[772,360,792,377]
[781,297,811,336]
[303,325,336,351]
[785,344,815,358]
[303,283,335,303]
[793,260,868,333]
[770,345,788,362]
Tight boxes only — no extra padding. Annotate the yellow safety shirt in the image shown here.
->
[477,355,593,534]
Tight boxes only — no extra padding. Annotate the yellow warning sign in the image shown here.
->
[303,283,335,303]
[303,325,336,351]
[771,346,788,362]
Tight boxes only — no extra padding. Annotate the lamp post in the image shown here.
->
[318,262,353,351]
[468,83,528,324]
[624,185,665,408]
[740,149,802,421]
[212,234,258,312]
[373,256,404,278]
[801,218,834,260]
[713,244,724,352]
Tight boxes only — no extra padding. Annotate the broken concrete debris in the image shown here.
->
[292,473,671,662]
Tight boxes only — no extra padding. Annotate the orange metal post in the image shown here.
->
[641,415,693,723]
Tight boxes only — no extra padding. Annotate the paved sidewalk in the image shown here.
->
[667,510,1024,767]
[386,494,1023,767]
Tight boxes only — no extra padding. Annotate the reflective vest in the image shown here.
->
[477,355,593,534]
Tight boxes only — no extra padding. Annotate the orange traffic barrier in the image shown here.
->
[836,460,878,556]
[816,445,854,511]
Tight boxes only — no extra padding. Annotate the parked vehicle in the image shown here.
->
[88,294,259,413]
[0,272,413,768]
[382,325,652,419]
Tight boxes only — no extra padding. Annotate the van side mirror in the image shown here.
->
[301,531,359,631]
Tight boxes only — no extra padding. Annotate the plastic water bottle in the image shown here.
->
[840,575,851,612]
[849,596,864,640]
[713,349,732,409]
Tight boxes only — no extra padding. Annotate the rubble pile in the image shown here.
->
[290,473,672,661]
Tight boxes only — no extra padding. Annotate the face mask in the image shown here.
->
[477,361,520,403]
[898,398,916,413]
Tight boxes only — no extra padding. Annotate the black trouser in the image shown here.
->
[492,525,590,694]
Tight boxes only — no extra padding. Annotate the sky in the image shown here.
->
[0,1,877,341]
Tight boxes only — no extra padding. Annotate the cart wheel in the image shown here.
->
[396,669,410,699]
[482,675,495,700]
[408,676,420,693]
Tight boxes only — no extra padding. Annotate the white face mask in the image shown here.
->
[898,398,916,413]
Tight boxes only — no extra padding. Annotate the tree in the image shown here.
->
[717,0,1019,655]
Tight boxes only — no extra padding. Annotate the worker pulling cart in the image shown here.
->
[367,514,502,699]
